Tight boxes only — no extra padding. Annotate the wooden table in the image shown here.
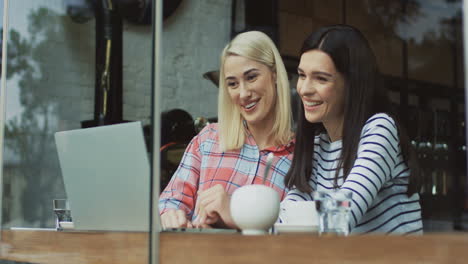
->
[1,230,468,264]
[0,229,149,264]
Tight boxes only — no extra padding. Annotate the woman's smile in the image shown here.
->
[242,99,260,112]
[302,100,323,111]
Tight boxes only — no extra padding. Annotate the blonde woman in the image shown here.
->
[159,31,294,229]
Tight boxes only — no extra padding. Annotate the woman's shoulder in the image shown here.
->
[200,122,219,132]
[189,123,222,154]
[360,113,401,145]
[196,123,220,140]
[363,113,397,131]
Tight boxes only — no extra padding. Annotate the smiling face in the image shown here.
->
[297,49,345,137]
[224,55,277,128]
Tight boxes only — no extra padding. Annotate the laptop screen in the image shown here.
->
[55,122,150,232]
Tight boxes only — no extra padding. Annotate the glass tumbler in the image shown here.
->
[53,199,72,230]
[314,190,352,236]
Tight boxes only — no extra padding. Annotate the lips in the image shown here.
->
[303,100,323,111]
[245,101,257,109]
[242,99,260,112]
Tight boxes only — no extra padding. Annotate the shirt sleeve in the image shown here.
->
[341,115,400,228]
[158,134,202,218]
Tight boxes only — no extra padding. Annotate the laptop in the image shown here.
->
[55,122,150,232]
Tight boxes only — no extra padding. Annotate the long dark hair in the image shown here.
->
[285,24,420,195]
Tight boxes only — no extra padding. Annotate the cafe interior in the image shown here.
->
[0,0,468,263]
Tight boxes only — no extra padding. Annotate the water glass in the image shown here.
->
[53,199,72,230]
[314,190,352,236]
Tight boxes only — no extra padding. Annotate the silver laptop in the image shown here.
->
[55,122,150,232]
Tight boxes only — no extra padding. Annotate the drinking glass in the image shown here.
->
[53,199,72,230]
[314,190,352,236]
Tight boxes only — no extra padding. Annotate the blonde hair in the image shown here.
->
[218,31,292,151]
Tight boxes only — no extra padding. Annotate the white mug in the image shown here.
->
[230,184,280,235]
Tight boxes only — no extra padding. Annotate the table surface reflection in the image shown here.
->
[1,229,468,264]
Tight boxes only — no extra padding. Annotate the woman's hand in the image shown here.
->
[193,184,237,228]
[161,209,193,228]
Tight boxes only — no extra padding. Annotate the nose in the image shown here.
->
[297,78,315,96]
[239,82,251,99]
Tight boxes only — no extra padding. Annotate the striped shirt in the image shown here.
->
[159,123,294,220]
[280,113,423,234]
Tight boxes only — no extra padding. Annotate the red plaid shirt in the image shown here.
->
[159,123,294,219]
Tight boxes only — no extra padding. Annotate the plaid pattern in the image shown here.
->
[159,123,294,220]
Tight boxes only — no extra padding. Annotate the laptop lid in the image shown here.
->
[55,122,150,232]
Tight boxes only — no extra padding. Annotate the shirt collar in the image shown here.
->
[244,124,295,154]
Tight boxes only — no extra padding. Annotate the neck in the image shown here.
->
[323,117,344,142]
[247,117,276,150]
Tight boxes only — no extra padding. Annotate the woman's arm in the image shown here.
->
[159,133,203,220]
[279,114,401,227]
[340,114,400,228]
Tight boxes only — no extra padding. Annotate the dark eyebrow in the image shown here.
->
[297,67,333,78]
[312,71,333,77]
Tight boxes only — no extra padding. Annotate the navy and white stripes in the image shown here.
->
[280,113,423,234]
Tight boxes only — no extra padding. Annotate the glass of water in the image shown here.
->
[53,199,72,230]
[314,190,353,236]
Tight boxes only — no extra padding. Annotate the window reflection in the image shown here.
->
[2,2,95,228]
[277,0,466,232]
[1,0,152,230]
[1,0,466,234]
[157,0,468,231]
[158,0,467,232]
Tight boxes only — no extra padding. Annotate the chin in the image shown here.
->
[304,114,321,124]
[244,119,258,126]
[243,117,262,126]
